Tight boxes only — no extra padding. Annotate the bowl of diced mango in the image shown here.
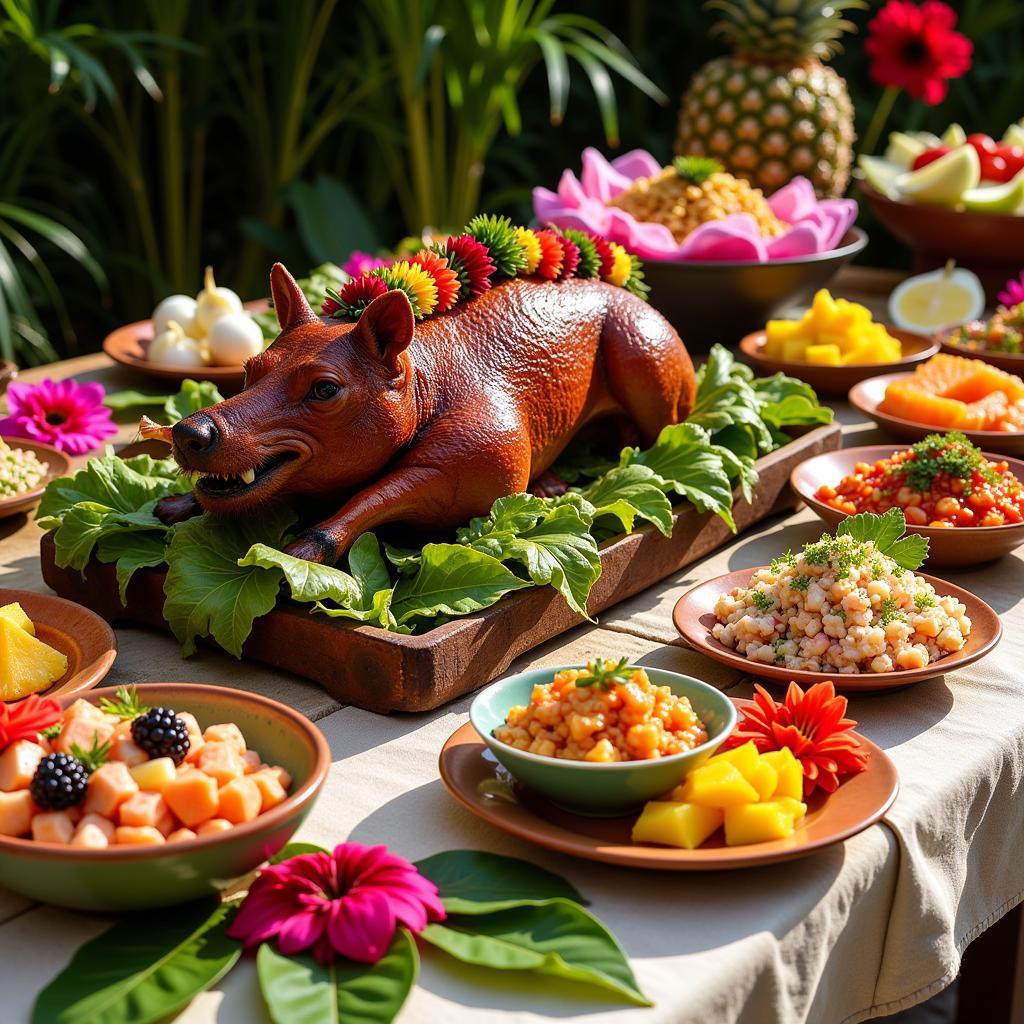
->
[739,289,938,396]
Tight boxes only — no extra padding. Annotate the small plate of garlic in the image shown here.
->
[102,267,271,391]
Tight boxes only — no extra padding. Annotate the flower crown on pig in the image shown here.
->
[321,214,648,323]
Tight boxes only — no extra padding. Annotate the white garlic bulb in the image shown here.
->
[206,312,264,366]
[148,320,207,368]
[194,266,243,333]
[152,294,197,337]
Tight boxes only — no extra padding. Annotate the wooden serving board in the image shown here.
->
[39,423,841,713]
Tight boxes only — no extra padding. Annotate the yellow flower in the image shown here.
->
[515,227,542,275]
[607,243,632,287]
[387,261,438,317]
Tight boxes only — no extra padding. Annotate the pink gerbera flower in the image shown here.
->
[0,379,117,454]
[228,843,445,965]
[341,251,390,279]
[999,271,1024,309]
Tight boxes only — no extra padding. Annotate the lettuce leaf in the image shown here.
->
[104,379,224,424]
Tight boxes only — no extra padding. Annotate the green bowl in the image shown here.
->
[470,665,737,816]
[0,683,330,911]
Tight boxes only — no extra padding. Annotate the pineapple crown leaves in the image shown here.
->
[673,155,722,184]
[576,656,633,690]
[99,685,151,721]
[559,228,601,279]
[704,0,866,62]
[71,736,112,774]
[465,214,527,278]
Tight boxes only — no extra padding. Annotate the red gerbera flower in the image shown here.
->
[329,274,389,318]
[410,250,460,313]
[589,233,616,279]
[723,682,870,796]
[435,235,495,300]
[865,0,972,105]
[557,237,580,281]
[0,694,62,752]
[534,229,565,280]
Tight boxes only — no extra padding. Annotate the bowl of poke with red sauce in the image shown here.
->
[790,432,1024,567]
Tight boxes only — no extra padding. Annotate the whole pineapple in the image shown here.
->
[676,0,865,198]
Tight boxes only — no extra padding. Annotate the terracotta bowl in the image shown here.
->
[859,182,1024,305]
[102,299,269,394]
[790,446,1024,567]
[672,567,1001,692]
[739,326,937,397]
[0,360,15,394]
[0,437,71,520]
[848,371,1024,456]
[936,325,1024,375]
[0,588,116,703]
[0,683,330,910]
[642,227,868,351]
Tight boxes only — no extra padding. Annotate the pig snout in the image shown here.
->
[173,412,219,461]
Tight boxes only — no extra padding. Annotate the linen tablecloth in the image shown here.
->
[0,344,1022,1023]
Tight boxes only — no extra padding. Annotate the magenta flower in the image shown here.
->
[228,843,446,965]
[999,271,1024,309]
[342,251,390,279]
[0,378,117,454]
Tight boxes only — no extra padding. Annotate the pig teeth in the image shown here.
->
[240,468,255,485]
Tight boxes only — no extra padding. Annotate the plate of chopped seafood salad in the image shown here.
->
[673,510,1000,690]
[0,438,69,519]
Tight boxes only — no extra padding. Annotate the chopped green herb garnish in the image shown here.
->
[871,560,884,581]
[834,606,847,620]
[70,737,112,774]
[751,590,775,612]
[576,657,632,690]
[878,596,906,625]
[914,592,936,609]
[39,724,62,741]
[770,550,797,573]
[99,685,150,721]
[790,575,811,592]
[902,432,983,493]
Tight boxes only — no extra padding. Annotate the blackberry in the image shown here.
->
[131,707,190,764]
[31,753,89,810]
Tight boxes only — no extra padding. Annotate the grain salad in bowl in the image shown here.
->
[712,510,971,675]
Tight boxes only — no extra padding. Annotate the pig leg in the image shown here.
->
[154,491,202,526]
[284,423,533,564]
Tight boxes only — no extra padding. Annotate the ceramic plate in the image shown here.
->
[0,438,70,520]
[848,372,1024,456]
[791,445,1024,567]
[672,568,1000,692]
[739,327,937,397]
[936,327,1024,375]
[0,588,116,702]
[101,299,268,393]
[439,698,899,870]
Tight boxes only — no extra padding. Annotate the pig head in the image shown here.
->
[169,264,421,514]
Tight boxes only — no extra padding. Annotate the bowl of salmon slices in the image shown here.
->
[0,683,330,910]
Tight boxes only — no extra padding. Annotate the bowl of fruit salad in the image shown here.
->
[0,683,329,910]
[938,301,1024,374]
[470,660,736,816]
[791,434,1024,567]
[739,289,937,396]
[858,125,1024,303]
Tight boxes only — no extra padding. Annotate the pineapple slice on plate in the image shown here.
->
[0,617,68,701]
[676,0,863,198]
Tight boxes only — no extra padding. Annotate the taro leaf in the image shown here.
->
[239,543,362,605]
[503,504,601,618]
[51,501,166,573]
[163,505,297,657]
[390,543,532,625]
[103,389,168,411]
[581,464,673,536]
[163,379,224,423]
[96,529,169,603]
[31,899,240,1024]
[456,492,549,546]
[270,841,328,864]
[836,508,929,569]
[257,930,417,1024]
[383,542,423,575]
[414,850,586,914]
[711,444,759,505]
[347,532,393,600]
[420,900,650,1006]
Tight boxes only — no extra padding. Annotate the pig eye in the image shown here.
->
[308,380,340,402]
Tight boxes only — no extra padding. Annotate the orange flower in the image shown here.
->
[724,681,870,796]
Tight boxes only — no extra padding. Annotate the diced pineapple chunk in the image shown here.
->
[761,749,804,801]
[746,759,779,802]
[724,801,797,846]
[805,344,842,366]
[707,741,760,778]
[0,617,68,701]
[631,801,724,850]
[0,602,34,635]
[810,288,839,329]
[130,757,176,793]
[674,760,759,808]
[781,338,812,362]
[778,796,808,823]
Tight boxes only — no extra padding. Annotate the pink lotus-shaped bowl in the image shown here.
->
[533,148,858,263]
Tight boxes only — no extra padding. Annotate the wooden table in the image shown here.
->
[2,268,1023,1023]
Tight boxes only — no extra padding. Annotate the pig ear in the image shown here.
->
[356,290,415,374]
[270,263,318,330]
